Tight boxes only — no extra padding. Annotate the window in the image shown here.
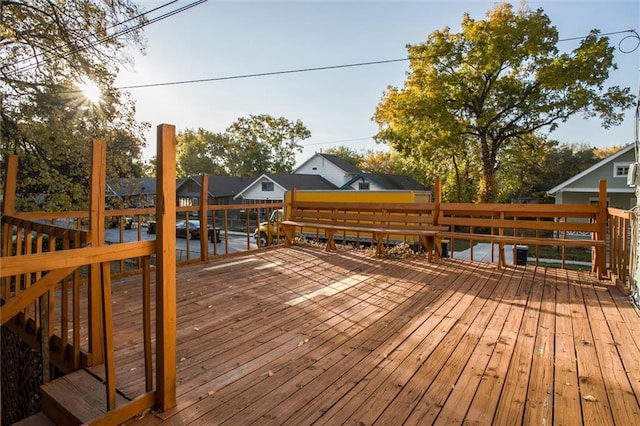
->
[262,181,274,191]
[358,182,370,190]
[614,161,632,177]
[178,196,199,207]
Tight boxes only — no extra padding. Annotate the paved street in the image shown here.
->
[104,228,258,259]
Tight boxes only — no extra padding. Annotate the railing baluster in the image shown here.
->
[100,261,117,410]
[61,236,70,351]
[143,256,153,392]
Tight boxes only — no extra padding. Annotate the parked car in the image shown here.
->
[176,220,221,242]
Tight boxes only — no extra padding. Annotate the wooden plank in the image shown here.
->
[142,256,153,392]
[570,271,615,425]
[155,123,177,411]
[88,140,107,364]
[388,265,518,424]
[41,369,129,425]
[1,266,76,325]
[581,276,640,423]
[282,261,487,425]
[2,154,18,214]
[151,256,434,424]
[523,267,556,424]
[87,391,155,426]
[263,261,468,424]
[491,267,546,424]
[199,174,209,261]
[45,248,640,425]
[552,269,583,425]
[100,262,117,410]
[463,266,535,423]
[0,241,155,278]
[433,266,524,424]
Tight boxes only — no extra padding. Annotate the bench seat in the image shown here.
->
[281,220,448,260]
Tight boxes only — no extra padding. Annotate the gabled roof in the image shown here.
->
[341,172,427,190]
[234,173,337,199]
[186,175,257,198]
[266,173,338,190]
[547,144,635,195]
[106,178,157,196]
[294,153,361,175]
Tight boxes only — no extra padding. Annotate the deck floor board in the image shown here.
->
[89,246,640,425]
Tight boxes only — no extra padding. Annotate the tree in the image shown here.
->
[374,2,634,202]
[322,146,363,168]
[1,0,148,210]
[176,129,229,178]
[224,114,310,176]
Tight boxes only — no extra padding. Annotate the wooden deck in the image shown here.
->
[88,246,640,425]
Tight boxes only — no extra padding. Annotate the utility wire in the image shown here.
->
[7,0,206,75]
[115,28,639,92]
[304,137,375,147]
[117,58,409,90]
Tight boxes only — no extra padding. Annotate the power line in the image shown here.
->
[117,58,408,90]
[114,28,639,92]
[303,137,375,147]
[7,0,207,75]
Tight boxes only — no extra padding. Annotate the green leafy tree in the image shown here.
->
[176,128,229,178]
[323,146,364,168]
[374,2,634,202]
[539,143,604,190]
[1,0,148,210]
[225,114,310,176]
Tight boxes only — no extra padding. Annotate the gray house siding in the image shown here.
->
[547,144,636,209]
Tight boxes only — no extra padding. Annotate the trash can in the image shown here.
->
[441,239,449,258]
[516,245,528,265]
[147,221,156,234]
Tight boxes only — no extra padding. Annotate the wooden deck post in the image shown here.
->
[432,178,441,225]
[2,154,18,215]
[155,124,177,411]
[597,179,608,277]
[88,139,107,364]
[200,174,209,261]
[1,155,17,298]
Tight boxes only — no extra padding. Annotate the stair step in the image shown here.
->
[11,412,56,426]
[40,369,129,425]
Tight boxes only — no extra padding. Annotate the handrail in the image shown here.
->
[438,202,606,272]
[608,207,635,294]
[1,240,155,277]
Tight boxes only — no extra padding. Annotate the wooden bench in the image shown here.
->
[281,201,448,261]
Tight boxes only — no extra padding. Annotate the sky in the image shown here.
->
[115,0,640,166]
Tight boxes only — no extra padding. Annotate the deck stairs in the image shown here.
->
[13,368,128,425]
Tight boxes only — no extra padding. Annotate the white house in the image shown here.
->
[293,153,360,188]
[234,173,337,203]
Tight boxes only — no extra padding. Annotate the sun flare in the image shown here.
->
[78,79,102,104]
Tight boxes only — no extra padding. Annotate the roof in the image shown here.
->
[188,175,257,198]
[546,144,635,195]
[341,172,427,190]
[293,153,361,175]
[266,173,338,190]
[234,173,338,199]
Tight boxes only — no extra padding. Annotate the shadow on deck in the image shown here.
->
[92,247,640,424]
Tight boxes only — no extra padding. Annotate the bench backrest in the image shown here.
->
[288,201,441,230]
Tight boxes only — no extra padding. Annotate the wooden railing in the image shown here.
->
[1,125,179,423]
[438,203,606,270]
[1,215,90,373]
[608,207,635,295]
